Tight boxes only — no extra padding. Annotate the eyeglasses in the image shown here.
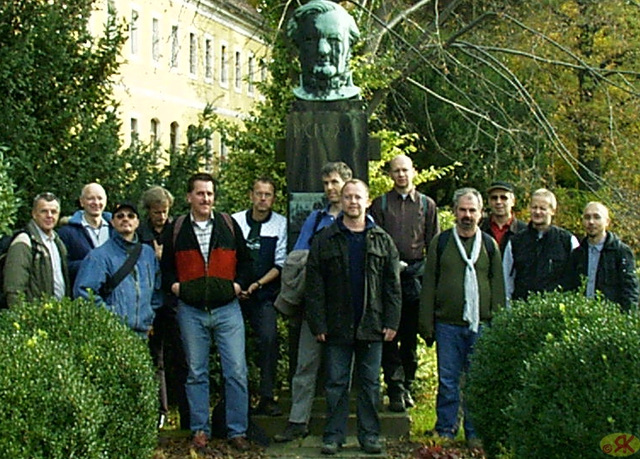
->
[115,212,137,220]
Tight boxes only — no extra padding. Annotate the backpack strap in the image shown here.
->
[99,242,143,298]
[172,215,187,247]
[220,212,235,237]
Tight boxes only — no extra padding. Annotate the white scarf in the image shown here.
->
[452,229,482,333]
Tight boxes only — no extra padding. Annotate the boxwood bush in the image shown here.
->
[0,297,157,458]
[466,290,622,457]
[508,312,640,458]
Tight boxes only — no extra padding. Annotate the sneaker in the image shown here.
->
[321,441,340,455]
[228,435,251,452]
[403,390,415,408]
[361,438,383,454]
[254,397,283,416]
[273,422,309,442]
[191,430,208,450]
[388,395,406,412]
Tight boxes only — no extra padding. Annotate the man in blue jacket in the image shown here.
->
[74,202,161,336]
[59,183,113,283]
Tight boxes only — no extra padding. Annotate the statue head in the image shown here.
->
[287,0,360,101]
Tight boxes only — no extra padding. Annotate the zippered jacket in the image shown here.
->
[4,220,71,307]
[74,233,161,333]
[305,219,402,344]
[160,212,252,310]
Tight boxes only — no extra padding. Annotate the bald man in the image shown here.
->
[369,154,439,412]
[569,202,639,311]
[58,183,114,283]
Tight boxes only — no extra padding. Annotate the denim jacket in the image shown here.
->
[74,233,162,334]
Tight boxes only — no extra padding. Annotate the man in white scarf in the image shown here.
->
[418,187,505,449]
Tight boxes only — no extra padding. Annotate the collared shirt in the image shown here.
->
[82,214,110,247]
[489,215,514,247]
[34,224,65,300]
[190,212,214,265]
[586,240,605,298]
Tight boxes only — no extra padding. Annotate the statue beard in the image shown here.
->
[312,64,338,79]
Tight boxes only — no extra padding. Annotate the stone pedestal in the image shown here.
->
[283,99,379,248]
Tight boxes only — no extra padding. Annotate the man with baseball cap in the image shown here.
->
[74,202,162,336]
[480,181,527,256]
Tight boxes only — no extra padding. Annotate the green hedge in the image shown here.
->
[466,290,623,457]
[0,297,157,458]
[509,312,640,458]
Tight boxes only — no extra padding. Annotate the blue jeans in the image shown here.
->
[434,321,482,439]
[324,341,382,447]
[177,299,248,438]
[242,299,278,399]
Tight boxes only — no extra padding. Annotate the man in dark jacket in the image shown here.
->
[503,188,579,301]
[369,154,439,412]
[306,179,401,456]
[569,202,639,311]
[160,173,253,453]
[58,183,113,283]
[4,192,71,306]
[138,186,189,430]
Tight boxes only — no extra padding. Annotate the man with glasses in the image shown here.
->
[480,181,526,256]
[74,202,161,336]
[4,192,71,307]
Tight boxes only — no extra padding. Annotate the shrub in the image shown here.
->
[466,290,622,457]
[0,297,157,458]
[508,312,640,458]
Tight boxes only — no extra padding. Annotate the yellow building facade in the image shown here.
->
[90,0,267,162]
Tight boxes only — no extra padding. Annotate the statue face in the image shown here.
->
[299,10,350,81]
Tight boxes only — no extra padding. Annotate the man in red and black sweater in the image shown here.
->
[161,173,253,453]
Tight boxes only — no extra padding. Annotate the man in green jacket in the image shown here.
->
[4,192,70,306]
[419,187,505,449]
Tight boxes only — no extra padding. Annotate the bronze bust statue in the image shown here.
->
[287,0,361,101]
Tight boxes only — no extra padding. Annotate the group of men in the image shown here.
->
[3,159,638,455]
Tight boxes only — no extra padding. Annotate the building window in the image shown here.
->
[235,51,241,91]
[205,136,213,170]
[170,26,179,69]
[220,138,227,161]
[130,9,139,55]
[130,117,139,145]
[150,118,159,144]
[248,55,255,94]
[152,18,160,62]
[205,39,213,80]
[220,45,227,84]
[170,122,179,152]
[189,33,197,75]
[260,59,268,83]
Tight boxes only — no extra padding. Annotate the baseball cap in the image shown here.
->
[486,181,515,194]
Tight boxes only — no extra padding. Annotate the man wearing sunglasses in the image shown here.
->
[480,181,527,257]
[74,202,162,336]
